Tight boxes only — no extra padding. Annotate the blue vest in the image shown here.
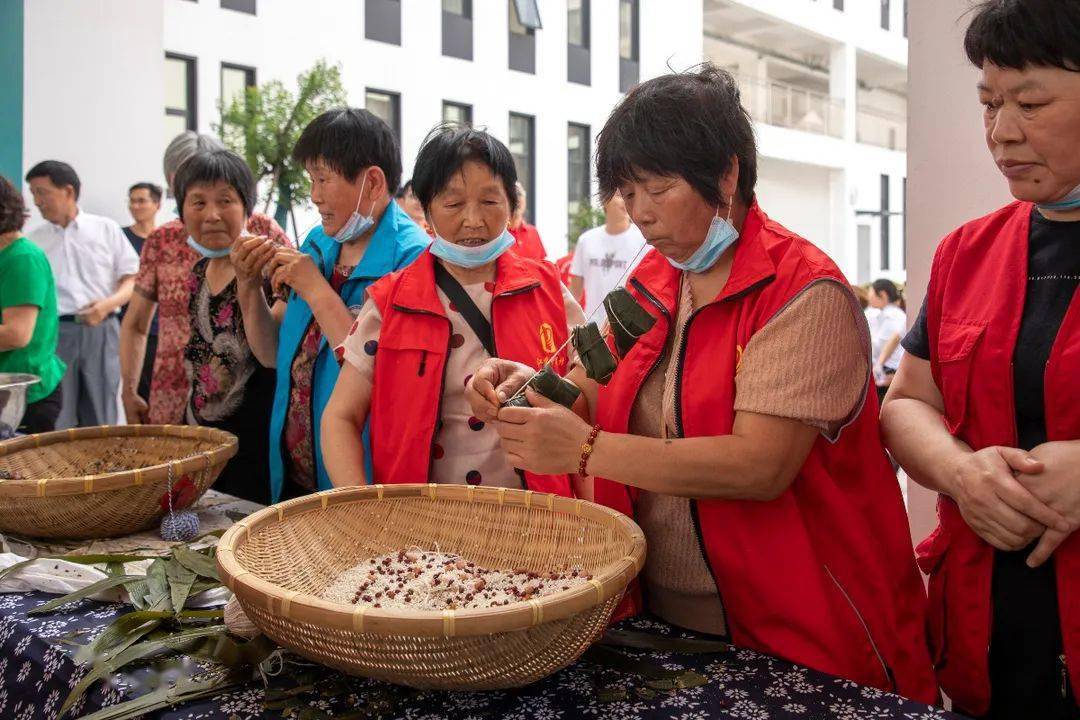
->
[268,202,428,501]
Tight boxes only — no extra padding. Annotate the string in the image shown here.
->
[504,241,651,404]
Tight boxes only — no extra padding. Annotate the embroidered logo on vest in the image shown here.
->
[539,322,557,355]
[736,344,744,375]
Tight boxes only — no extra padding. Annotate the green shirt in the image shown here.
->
[0,237,66,403]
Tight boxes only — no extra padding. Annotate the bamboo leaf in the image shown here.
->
[581,645,683,680]
[166,559,197,614]
[124,579,148,610]
[176,609,225,622]
[105,562,126,577]
[76,611,172,664]
[597,685,629,702]
[172,545,220,581]
[601,628,730,655]
[145,558,171,612]
[74,672,246,720]
[28,575,138,615]
[675,670,708,689]
[60,625,226,717]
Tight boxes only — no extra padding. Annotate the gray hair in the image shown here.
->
[163,131,226,187]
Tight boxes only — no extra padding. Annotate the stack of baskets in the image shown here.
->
[0,425,237,539]
[217,483,646,690]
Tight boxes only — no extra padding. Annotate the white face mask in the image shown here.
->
[331,172,376,243]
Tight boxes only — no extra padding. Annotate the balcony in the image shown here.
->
[734,73,845,139]
[856,105,907,151]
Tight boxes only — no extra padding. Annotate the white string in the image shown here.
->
[504,241,651,404]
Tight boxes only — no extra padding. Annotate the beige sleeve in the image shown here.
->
[733,281,870,439]
[338,299,382,381]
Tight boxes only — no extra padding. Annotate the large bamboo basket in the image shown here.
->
[217,484,646,690]
[0,425,237,539]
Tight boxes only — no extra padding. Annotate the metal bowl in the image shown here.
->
[0,374,40,439]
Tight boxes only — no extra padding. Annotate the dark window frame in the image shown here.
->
[619,0,639,92]
[442,100,473,127]
[442,0,473,60]
[220,0,256,14]
[567,122,591,234]
[833,0,844,10]
[366,0,402,46]
[568,0,589,49]
[880,173,890,271]
[220,62,256,111]
[508,0,537,74]
[165,52,198,132]
[567,0,591,85]
[366,87,402,141]
[881,0,891,31]
[509,112,536,224]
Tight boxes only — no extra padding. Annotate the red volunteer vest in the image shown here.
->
[916,201,1080,715]
[592,202,938,704]
[366,249,573,497]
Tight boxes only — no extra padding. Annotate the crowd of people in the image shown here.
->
[0,0,1078,716]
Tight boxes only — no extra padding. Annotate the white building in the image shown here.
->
[10,0,702,259]
[703,0,909,284]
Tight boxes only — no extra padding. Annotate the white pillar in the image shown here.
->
[905,0,1012,544]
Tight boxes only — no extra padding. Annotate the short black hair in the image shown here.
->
[173,149,257,222]
[871,278,901,303]
[129,182,163,204]
[25,160,81,200]
[411,124,519,215]
[292,107,403,193]
[596,63,757,208]
[0,176,28,234]
[395,179,413,200]
[964,0,1080,71]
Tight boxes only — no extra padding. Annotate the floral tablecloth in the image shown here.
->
[0,589,966,720]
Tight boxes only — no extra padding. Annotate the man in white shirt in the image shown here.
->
[26,161,139,428]
[570,192,648,322]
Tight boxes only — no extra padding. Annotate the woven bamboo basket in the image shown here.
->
[217,484,646,690]
[0,425,237,539]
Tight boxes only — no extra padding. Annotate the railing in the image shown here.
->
[732,73,845,139]
[856,105,908,151]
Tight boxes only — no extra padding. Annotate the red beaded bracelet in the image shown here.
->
[578,424,602,478]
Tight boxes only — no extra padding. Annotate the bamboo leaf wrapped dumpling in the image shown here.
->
[501,365,582,409]
[571,322,618,385]
[604,287,656,358]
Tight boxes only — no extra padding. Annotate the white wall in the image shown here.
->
[905,0,1011,543]
[22,0,165,229]
[755,156,832,251]
[162,0,704,257]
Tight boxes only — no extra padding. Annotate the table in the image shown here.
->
[0,590,966,720]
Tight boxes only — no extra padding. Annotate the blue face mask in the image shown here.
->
[186,235,231,259]
[429,228,515,269]
[332,172,376,243]
[1038,184,1080,212]
[667,203,739,273]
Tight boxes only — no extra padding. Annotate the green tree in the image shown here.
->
[567,203,606,253]
[216,59,347,237]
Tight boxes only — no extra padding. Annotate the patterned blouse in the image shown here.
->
[134,214,289,425]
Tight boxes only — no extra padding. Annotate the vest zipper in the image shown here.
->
[417,351,427,376]
[824,564,894,690]
[1061,653,1069,699]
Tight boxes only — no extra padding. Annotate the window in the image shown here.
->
[366,88,401,140]
[880,174,890,270]
[833,0,844,10]
[567,123,590,235]
[567,0,590,85]
[619,0,639,92]
[220,0,256,13]
[220,63,255,112]
[880,0,890,30]
[903,0,908,37]
[508,0,540,74]
[165,53,196,142]
[442,0,473,60]
[442,101,473,127]
[366,0,401,45]
[509,113,535,223]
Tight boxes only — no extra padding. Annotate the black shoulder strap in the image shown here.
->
[433,262,496,358]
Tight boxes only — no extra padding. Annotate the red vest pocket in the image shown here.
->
[936,319,986,435]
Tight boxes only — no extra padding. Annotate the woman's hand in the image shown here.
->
[1016,441,1080,567]
[231,235,276,287]
[949,445,1066,551]
[121,389,149,424]
[267,247,327,301]
[494,388,592,475]
[465,359,535,422]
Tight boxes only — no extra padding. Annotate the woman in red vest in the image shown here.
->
[881,2,1080,716]
[320,125,583,496]
[466,65,937,703]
